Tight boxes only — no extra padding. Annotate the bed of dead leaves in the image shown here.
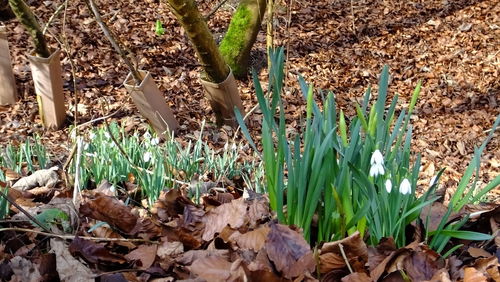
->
[1,167,499,281]
[0,0,499,280]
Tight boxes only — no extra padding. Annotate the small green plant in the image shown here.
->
[424,115,500,256]
[73,122,263,206]
[155,19,165,36]
[237,48,438,246]
[0,136,50,173]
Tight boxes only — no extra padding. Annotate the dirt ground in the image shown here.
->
[0,0,499,199]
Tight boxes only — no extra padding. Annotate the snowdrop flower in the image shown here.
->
[385,179,392,193]
[231,143,237,151]
[151,137,160,146]
[429,175,437,187]
[103,132,111,139]
[89,132,96,139]
[143,152,153,163]
[143,131,152,141]
[399,178,412,195]
[224,142,229,151]
[369,149,385,177]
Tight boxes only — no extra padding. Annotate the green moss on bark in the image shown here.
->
[219,6,252,77]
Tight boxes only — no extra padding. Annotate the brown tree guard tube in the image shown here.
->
[200,70,245,127]
[0,25,18,105]
[124,70,179,137]
[27,49,66,129]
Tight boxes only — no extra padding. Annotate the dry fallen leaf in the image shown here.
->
[12,167,59,191]
[229,225,270,251]
[50,239,94,282]
[8,256,42,282]
[265,222,315,279]
[202,197,248,241]
[80,192,138,233]
[125,244,158,270]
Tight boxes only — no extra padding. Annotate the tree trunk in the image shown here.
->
[166,0,229,83]
[166,0,245,126]
[8,0,50,57]
[219,0,267,79]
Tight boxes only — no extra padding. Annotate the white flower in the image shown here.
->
[429,175,437,187]
[369,149,385,177]
[385,179,392,193]
[143,152,152,162]
[370,149,384,166]
[151,137,160,146]
[103,132,111,139]
[224,142,229,151]
[399,178,412,195]
[143,131,152,140]
[89,132,96,139]
[231,143,237,151]
[370,164,385,177]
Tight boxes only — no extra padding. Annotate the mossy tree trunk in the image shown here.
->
[166,0,230,83]
[219,0,267,79]
[8,0,50,57]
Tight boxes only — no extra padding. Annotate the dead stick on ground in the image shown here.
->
[0,227,160,243]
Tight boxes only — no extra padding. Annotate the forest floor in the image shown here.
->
[0,0,499,280]
[1,0,499,200]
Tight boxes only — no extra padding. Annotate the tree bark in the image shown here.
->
[166,0,229,83]
[219,0,267,79]
[8,0,50,57]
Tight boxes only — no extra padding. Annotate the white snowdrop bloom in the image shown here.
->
[429,175,437,187]
[83,142,89,151]
[143,131,152,141]
[370,149,384,166]
[103,132,111,139]
[143,152,153,163]
[369,149,385,177]
[399,178,412,195]
[151,137,160,146]
[224,142,229,151]
[385,179,392,193]
[370,163,385,177]
[231,143,237,151]
[89,132,96,139]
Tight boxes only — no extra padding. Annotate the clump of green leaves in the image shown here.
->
[236,47,499,248]
[72,122,263,206]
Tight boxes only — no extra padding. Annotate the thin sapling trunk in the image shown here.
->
[8,0,50,57]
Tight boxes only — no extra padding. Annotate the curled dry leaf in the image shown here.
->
[69,237,127,267]
[175,249,230,265]
[50,239,93,282]
[402,245,445,281]
[151,189,194,221]
[125,244,158,270]
[189,256,246,282]
[265,222,315,279]
[320,231,368,274]
[202,197,247,241]
[247,195,271,228]
[229,225,270,251]
[80,193,137,233]
[157,240,184,259]
[91,225,136,249]
[12,167,59,191]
